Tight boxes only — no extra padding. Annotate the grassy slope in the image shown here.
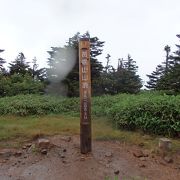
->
[0,93,179,137]
[0,93,179,151]
[0,114,179,153]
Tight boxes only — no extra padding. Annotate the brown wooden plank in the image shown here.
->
[79,38,91,154]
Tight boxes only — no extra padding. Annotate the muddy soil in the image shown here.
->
[0,135,179,180]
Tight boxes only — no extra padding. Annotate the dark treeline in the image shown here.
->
[0,32,180,97]
[46,32,142,96]
[146,34,180,94]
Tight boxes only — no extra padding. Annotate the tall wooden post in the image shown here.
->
[79,38,91,154]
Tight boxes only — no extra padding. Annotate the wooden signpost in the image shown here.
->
[79,38,92,154]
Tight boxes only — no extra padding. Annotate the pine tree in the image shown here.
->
[100,54,116,95]
[9,52,30,75]
[161,35,180,92]
[7,53,45,95]
[146,64,164,89]
[47,32,105,96]
[66,32,105,94]
[146,45,172,90]
[0,49,6,73]
[29,57,46,81]
[163,45,171,73]
[124,54,138,72]
[115,55,142,93]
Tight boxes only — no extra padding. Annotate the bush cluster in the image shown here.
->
[106,93,180,137]
[0,92,179,137]
[0,95,79,116]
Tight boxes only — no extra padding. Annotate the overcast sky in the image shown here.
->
[0,0,180,84]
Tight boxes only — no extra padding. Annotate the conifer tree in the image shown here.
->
[146,45,172,90]
[115,54,142,93]
[29,57,46,81]
[9,52,30,76]
[146,64,164,89]
[0,49,6,73]
[47,32,105,96]
[160,35,180,92]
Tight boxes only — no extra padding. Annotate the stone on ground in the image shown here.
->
[37,138,50,149]
[159,138,172,151]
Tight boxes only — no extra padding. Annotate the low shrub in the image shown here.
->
[107,93,180,137]
[0,95,79,116]
[0,92,179,137]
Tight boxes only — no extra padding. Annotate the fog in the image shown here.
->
[46,46,77,95]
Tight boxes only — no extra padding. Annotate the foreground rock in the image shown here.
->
[41,149,48,155]
[14,151,22,157]
[60,136,71,142]
[164,156,173,163]
[133,150,144,158]
[105,151,113,157]
[0,149,14,158]
[159,138,172,151]
[37,138,50,149]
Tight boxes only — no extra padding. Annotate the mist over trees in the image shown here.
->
[47,32,105,96]
[46,32,142,96]
[0,32,180,97]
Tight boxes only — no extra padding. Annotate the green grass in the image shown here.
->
[0,93,179,137]
[0,115,79,140]
[0,114,179,153]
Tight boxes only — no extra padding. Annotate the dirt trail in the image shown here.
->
[0,135,179,180]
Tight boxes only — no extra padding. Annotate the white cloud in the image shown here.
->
[0,0,180,81]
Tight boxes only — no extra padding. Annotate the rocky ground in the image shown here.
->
[0,135,179,180]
